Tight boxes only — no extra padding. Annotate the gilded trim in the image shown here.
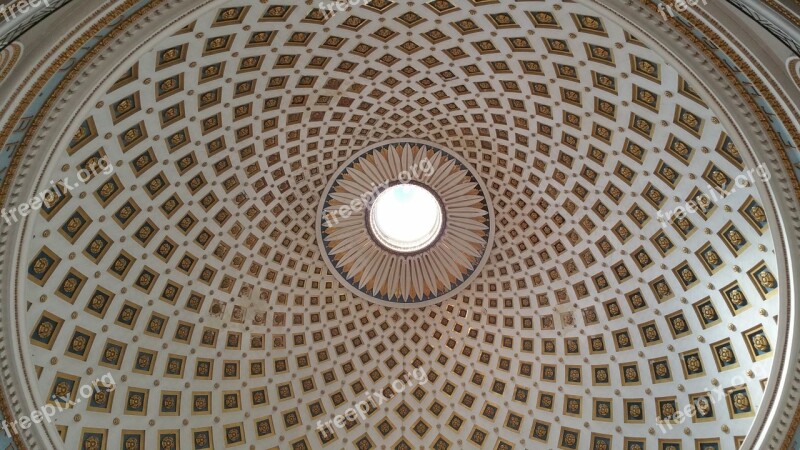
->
[639,1,800,449]
[0,2,167,449]
[645,2,800,192]
[0,42,22,83]
[790,57,800,90]
[674,8,800,450]
[0,0,161,204]
[764,0,800,27]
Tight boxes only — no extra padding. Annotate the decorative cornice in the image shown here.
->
[0,1,168,448]
[764,0,800,27]
[726,0,800,56]
[641,4,800,449]
[0,0,73,51]
[600,2,800,449]
[0,42,22,84]
[672,8,800,448]
[790,57,800,90]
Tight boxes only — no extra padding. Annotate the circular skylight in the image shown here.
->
[368,183,444,253]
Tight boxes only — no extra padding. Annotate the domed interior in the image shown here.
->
[0,1,793,449]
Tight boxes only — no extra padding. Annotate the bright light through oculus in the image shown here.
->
[369,184,443,253]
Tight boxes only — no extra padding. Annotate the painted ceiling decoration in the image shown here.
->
[319,140,493,306]
[0,1,798,450]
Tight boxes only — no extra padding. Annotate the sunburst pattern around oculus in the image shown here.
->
[318,141,494,306]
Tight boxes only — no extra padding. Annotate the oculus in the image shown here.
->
[318,140,493,306]
[367,183,444,254]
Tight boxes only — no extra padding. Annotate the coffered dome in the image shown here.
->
[0,1,799,450]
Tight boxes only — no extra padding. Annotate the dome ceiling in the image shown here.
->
[0,1,795,450]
